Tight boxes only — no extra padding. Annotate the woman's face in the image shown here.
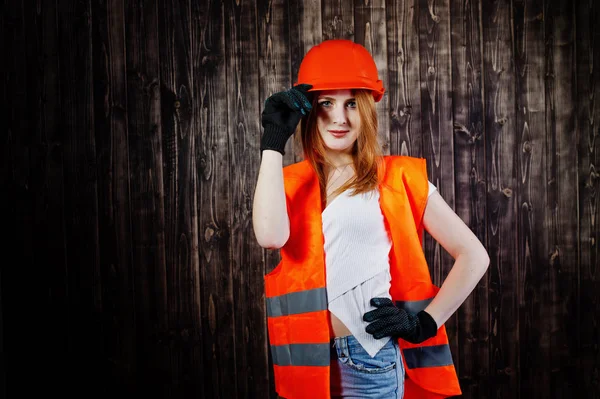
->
[315,89,361,154]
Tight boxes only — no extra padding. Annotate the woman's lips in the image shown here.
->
[328,130,349,138]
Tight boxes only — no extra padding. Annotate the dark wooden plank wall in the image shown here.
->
[577,1,600,398]
[482,1,519,397]
[450,0,489,395]
[3,1,599,398]
[93,1,137,394]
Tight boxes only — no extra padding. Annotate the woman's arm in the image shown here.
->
[422,191,490,327]
[253,84,314,249]
[252,150,290,249]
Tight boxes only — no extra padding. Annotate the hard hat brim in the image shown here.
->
[294,81,385,103]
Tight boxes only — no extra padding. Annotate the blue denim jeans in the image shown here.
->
[330,335,405,398]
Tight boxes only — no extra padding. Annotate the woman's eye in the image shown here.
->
[346,101,357,108]
[318,101,332,107]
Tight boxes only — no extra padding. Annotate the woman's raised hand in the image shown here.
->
[260,84,313,155]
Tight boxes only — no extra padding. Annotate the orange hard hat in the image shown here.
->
[295,40,385,102]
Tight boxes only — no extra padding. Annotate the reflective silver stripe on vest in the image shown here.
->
[270,343,330,366]
[402,344,454,369]
[266,287,328,317]
[395,298,434,314]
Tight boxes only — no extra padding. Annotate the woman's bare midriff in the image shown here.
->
[328,312,352,338]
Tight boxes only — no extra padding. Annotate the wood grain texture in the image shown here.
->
[576,0,600,396]
[197,0,234,397]
[287,0,323,163]
[481,0,519,398]
[385,0,422,157]
[354,0,389,154]
[417,0,456,343]
[159,0,208,397]
[544,0,579,396]
[514,1,548,398]
[322,0,354,40]
[196,1,233,398]
[450,0,489,395]
[225,1,268,398]
[196,1,235,397]
[124,0,169,396]
[239,0,273,397]
[260,0,292,162]
[91,0,137,393]
[288,0,323,85]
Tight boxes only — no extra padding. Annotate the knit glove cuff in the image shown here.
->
[414,310,438,342]
[260,124,293,155]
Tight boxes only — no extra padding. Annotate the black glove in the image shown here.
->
[260,84,314,155]
[363,297,438,344]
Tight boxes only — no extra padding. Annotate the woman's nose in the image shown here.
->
[332,105,347,125]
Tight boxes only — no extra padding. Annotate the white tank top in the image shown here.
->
[322,182,436,357]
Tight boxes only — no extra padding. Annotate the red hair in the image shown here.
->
[295,90,383,203]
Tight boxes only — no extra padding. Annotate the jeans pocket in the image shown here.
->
[339,341,396,374]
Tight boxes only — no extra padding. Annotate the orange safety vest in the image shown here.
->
[264,156,462,399]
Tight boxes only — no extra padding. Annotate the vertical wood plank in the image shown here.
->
[91,0,137,393]
[513,1,548,398]
[124,0,169,396]
[385,0,422,157]
[418,0,457,358]
[450,0,489,395]
[57,0,104,391]
[354,0,389,154]
[195,1,231,399]
[288,0,323,84]
[157,0,205,396]
[196,0,240,398]
[322,0,354,40]
[260,1,292,160]
[225,1,265,398]
[481,0,519,397]
[288,0,323,163]
[576,0,600,396]
[544,0,579,396]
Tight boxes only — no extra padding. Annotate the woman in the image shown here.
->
[253,40,489,399]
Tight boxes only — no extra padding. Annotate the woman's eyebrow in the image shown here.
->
[317,96,356,101]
